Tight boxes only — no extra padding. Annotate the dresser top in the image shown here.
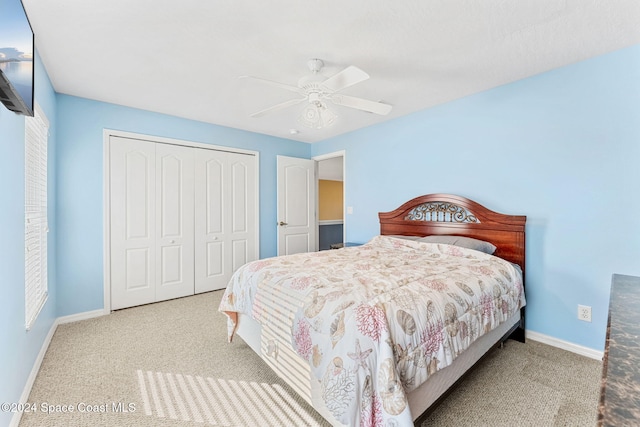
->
[598,274,640,426]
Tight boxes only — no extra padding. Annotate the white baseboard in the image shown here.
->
[10,319,58,427]
[57,308,107,325]
[10,309,107,427]
[526,329,604,361]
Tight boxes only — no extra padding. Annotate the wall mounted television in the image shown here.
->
[0,0,34,116]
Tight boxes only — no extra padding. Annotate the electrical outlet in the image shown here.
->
[578,305,592,322]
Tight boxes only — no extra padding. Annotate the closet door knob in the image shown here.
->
[170,240,175,244]
[279,221,288,226]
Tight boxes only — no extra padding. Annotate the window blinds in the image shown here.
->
[25,105,49,331]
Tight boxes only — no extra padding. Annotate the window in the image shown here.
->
[25,104,49,330]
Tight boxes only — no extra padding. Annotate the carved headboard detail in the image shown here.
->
[379,194,526,273]
[405,202,479,223]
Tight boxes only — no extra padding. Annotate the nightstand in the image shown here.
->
[344,242,363,247]
[329,242,363,249]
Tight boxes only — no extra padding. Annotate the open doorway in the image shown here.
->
[315,152,345,250]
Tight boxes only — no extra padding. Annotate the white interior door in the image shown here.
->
[154,143,195,302]
[195,150,257,292]
[277,155,317,256]
[110,137,157,310]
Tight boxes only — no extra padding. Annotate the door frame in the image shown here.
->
[312,150,346,246]
[103,129,260,313]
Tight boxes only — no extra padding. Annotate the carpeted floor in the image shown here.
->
[19,291,602,427]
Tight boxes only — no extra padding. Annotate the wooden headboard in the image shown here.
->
[379,194,526,273]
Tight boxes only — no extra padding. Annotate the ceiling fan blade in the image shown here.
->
[239,75,303,95]
[330,94,392,115]
[250,98,306,118]
[321,66,369,92]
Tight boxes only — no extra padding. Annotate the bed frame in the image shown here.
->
[235,194,526,426]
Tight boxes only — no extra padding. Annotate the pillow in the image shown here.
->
[510,262,522,275]
[386,235,421,241]
[417,235,497,254]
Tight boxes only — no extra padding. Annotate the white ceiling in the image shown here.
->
[22,0,640,144]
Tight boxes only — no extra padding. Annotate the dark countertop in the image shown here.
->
[598,274,640,426]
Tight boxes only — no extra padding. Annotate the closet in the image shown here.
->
[108,135,257,310]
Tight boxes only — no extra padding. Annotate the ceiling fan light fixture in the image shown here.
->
[298,101,336,129]
[319,103,337,127]
[298,103,320,128]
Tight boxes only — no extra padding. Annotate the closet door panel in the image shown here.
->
[231,240,248,272]
[229,153,257,274]
[204,158,224,234]
[110,137,156,310]
[231,161,248,233]
[195,150,257,293]
[195,151,227,293]
[206,241,224,277]
[155,143,195,302]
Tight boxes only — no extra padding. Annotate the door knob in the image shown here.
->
[170,240,175,244]
[278,221,288,226]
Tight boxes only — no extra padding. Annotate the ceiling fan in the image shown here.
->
[240,59,392,129]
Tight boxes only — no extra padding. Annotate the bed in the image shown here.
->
[219,194,526,426]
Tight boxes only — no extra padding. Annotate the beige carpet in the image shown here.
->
[19,291,602,427]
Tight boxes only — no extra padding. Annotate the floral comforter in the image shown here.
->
[219,235,525,426]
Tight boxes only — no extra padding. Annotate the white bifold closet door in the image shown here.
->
[109,136,257,310]
[194,148,257,293]
[110,137,195,310]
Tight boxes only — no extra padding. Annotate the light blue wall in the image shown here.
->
[312,44,640,352]
[55,95,310,316]
[0,51,57,427]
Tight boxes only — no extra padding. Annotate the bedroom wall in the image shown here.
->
[319,180,344,220]
[0,52,57,427]
[55,95,310,316]
[311,44,640,352]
